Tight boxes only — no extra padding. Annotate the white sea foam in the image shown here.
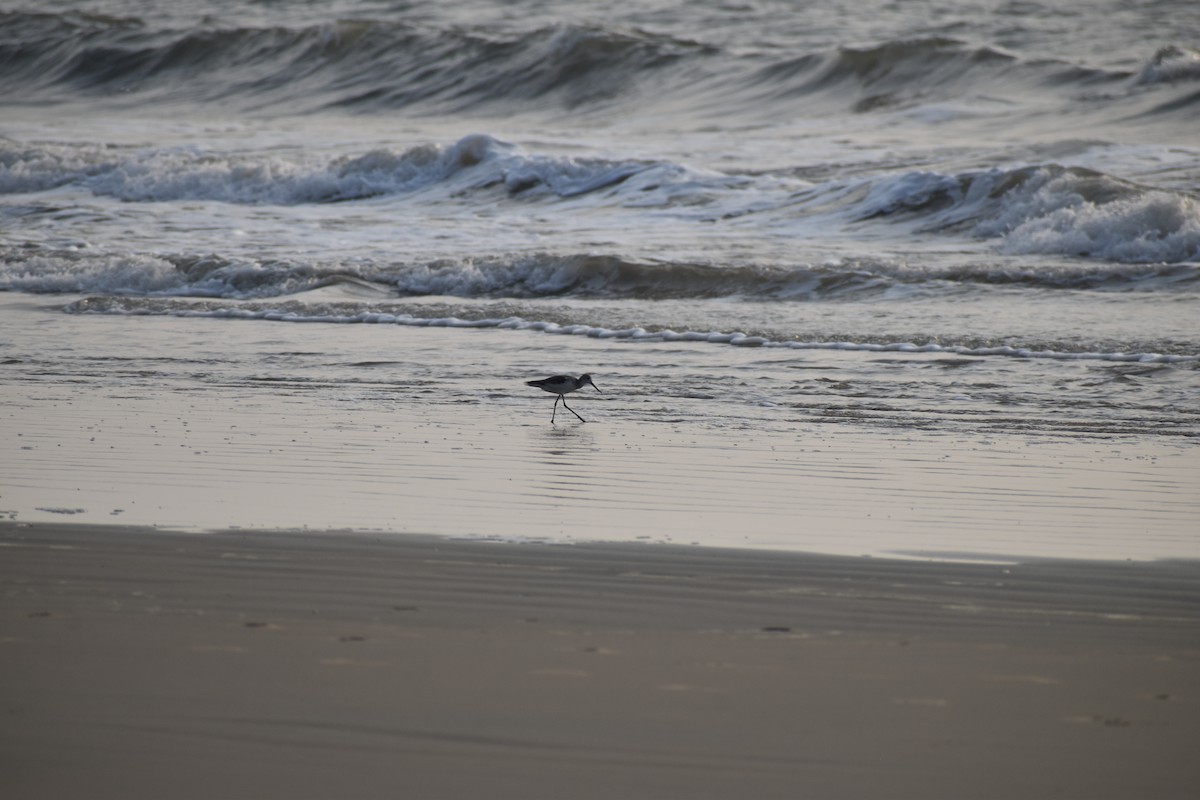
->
[849,165,1200,264]
[0,254,188,295]
[978,169,1200,264]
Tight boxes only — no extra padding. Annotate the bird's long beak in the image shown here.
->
[592,383,601,393]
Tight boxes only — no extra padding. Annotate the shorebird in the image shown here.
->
[525,374,600,423]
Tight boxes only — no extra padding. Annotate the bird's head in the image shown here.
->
[579,374,601,392]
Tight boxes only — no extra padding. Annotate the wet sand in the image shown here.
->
[4,297,1198,562]
[3,521,1199,799]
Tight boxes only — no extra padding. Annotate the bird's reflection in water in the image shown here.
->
[526,424,599,503]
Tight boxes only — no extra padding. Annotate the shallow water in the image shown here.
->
[2,297,1197,561]
[1,0,1198,558]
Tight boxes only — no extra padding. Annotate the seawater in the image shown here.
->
[1,0,1198,555]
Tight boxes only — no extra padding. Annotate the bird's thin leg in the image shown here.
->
[551,394,560,423]
[561,397,586,423]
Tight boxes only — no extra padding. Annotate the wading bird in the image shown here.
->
[525,374,600,423]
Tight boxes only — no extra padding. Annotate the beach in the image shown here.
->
[3,283,1199,798]
[4,521,1200,799]
[3,0,1200,796]
[3,296,1198,800]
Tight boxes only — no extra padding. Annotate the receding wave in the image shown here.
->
[4,249,1197,303]
[61,295,1199,365]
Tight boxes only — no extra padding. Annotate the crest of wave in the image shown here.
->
[1136,45,1200,85]
[0,254,184,294]
[0,134,653,204]
[976,169,1200,263]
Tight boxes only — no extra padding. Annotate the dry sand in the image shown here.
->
[3,521,1198,799]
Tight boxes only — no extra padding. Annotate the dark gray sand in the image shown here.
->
[3,522,1198,799]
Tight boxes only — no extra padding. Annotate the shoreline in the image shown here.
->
[4,521,1199,798]
[3,295,1198,563]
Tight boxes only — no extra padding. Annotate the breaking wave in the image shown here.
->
[4,131,1196,265]
[0,134,658,203]
[846,165,1200,265]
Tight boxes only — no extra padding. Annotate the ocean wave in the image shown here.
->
[0,251,882,299]
[2,10,1194,123]
[61,295,1198,365]
[843,165,1200,264]
[980,172,1200,264]
[4,123,1197,266]
[1136,45,1200,85]
[750,37,1034,112]
[5,248,1196,303]
[0,134,658,203]
[0,12,711,113]
[6,127,1198,266]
